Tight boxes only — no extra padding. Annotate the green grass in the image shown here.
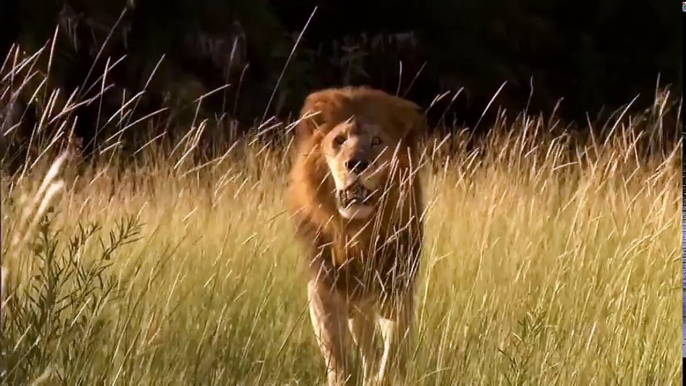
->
[0,47,682,385]
[2,116,681,385]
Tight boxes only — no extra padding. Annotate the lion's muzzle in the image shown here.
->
[336,181,376,220]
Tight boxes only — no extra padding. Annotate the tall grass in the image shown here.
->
[1,43,682,385]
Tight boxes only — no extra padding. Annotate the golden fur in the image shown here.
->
[288,86,427,385]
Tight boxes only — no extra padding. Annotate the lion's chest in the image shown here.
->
[319,235,419,301]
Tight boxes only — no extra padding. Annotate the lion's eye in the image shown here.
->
[334,136,346,146]
[371,136,383,146]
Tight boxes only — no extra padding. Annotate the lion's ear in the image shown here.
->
[407,103,428,138]
[388,96,427,139]
[295,91,335,140]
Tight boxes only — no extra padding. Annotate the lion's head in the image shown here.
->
[321,114,399,220]
[290,86,426,224]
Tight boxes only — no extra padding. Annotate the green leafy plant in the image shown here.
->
[1,212,142,384]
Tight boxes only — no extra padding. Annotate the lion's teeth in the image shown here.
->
[339,183,371,207]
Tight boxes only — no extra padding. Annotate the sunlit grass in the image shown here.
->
[1,43,682,385]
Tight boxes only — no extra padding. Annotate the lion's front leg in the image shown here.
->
[348,305,379,385]
[308,280,351,386]
[375,293,414,385]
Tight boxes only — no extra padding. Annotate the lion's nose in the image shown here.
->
[345,159,370,174]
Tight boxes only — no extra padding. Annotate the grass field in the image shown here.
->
[1,68,683,384]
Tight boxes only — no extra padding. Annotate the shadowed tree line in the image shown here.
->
[0,0,681,156]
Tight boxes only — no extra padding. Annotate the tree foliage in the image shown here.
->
[0,0,681,149]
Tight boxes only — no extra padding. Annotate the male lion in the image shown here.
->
[288,86,427,385]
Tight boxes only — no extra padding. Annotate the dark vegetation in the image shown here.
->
[0,0,681,158]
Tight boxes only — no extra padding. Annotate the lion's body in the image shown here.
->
[287,86,427,385]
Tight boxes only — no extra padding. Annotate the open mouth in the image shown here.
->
[337,182,373,208]
[336,182,375,219]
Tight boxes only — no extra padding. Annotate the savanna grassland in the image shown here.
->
[1,57,682,385]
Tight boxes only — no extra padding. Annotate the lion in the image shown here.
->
[288,86,427,385]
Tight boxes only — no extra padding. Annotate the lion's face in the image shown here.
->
[291,87,426,223]
[321,117,397,220]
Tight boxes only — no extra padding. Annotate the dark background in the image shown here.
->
[0,0,682,153]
